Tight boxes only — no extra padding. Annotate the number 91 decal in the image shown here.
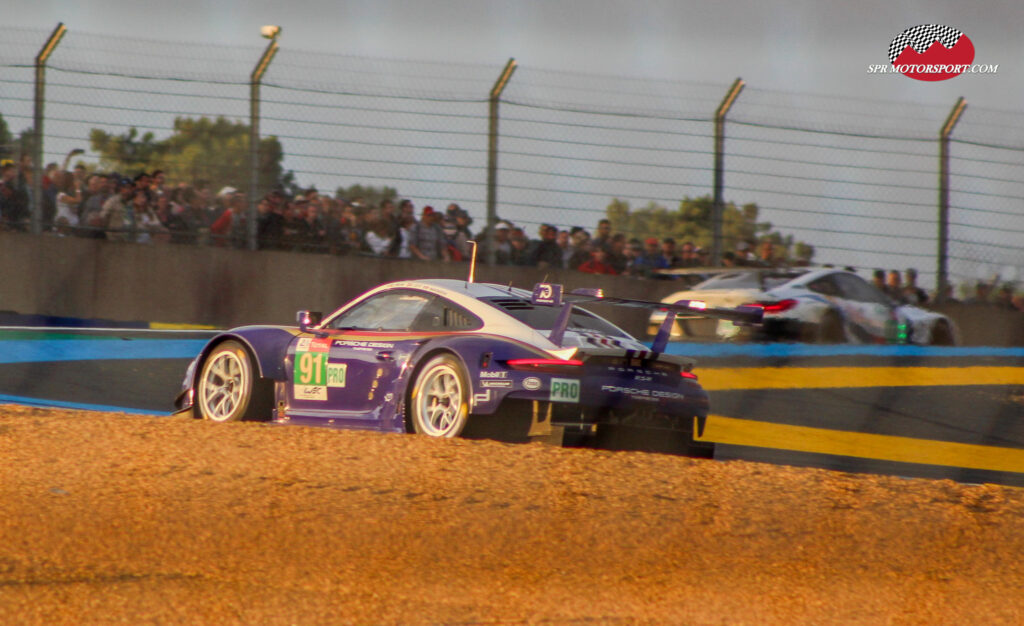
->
[294,345,347,401]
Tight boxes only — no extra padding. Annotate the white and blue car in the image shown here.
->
[175,278,762,455]
[649,268,958,345]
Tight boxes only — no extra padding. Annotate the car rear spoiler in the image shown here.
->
[574,347,696,371]
[531,282,764,352]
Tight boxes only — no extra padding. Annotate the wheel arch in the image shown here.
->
[193,337,276,422]
[394,334,553,430]
[185,329,293,411]
[402,346,471,434]
[196,334,265,378]
[403,345,472,399]
[201,327,296,381]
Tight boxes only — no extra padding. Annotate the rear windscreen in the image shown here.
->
[480,297,628,337]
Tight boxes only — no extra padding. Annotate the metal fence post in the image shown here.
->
[937,96,966,301]
[711,77,744,266]
[248,30,280,251]
[485,58,517,265]
[31,22,67,235]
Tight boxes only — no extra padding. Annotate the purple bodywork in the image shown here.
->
[173,279,763,447]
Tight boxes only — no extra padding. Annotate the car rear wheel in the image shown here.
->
[408,354,469,438]
[930,321,955,346]
[816,311,845,343]
[197,340,272,422]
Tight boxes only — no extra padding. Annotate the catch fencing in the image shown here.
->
[1,24,1022,292]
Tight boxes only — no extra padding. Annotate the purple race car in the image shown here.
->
[174,279,761,455]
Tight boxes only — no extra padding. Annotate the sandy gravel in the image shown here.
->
[2,405,1024,625]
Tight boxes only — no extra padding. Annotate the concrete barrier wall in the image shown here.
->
[2,232,1021,344]
[0,233,675,336]
[930,302,1024,347]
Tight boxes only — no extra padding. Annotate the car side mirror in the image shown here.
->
[296,310,322,332]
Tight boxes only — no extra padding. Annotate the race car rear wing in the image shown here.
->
[531,282,764,352]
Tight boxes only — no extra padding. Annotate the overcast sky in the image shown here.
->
[10,0,1023,110]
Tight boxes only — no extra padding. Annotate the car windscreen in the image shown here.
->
[479,297,628,337]
[326,290,434,331]
[692,270,806,291]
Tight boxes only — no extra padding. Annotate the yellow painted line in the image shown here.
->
[700,366,1024,390]
[698,414,1024,474]
[149,322,218,330]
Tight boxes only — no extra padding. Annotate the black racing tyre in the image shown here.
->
[407,353,470,438]
[196,340,273,422]
[816,311,845,344]
[930,321,955,346]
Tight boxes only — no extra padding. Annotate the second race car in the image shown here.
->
[648,267,958,345]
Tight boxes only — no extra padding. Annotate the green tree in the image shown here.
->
[606,195,814,264]
[333,184,399,208]
[0,115,37,164]
[0,114,12,160]
[89,116,289,194]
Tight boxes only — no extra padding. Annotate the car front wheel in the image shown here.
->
[408,354,469,438]
[197,340,272,422]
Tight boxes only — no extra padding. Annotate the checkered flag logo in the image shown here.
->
[888,24,963,64]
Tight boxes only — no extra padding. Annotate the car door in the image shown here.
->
[285,289,438,424]
[831,273,896,342]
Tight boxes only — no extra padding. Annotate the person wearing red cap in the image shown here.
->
[408,205,450,262]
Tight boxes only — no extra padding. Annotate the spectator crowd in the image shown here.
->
[1,156,1021,310]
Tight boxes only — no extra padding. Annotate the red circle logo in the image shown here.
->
[888,25,974,81]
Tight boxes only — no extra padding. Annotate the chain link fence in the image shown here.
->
[1,25,1022,292]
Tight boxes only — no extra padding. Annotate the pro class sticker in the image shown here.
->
[549,378,580,403]
[326,363,347,388]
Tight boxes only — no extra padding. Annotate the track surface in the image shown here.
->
[3,406,1024,625]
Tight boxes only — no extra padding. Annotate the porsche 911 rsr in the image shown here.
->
[175,279,761,455]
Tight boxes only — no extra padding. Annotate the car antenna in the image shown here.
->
[466,240,478,285]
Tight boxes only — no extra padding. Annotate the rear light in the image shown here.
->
[680,371,699,381]
[507,358,584,373]
[746,298,797,314]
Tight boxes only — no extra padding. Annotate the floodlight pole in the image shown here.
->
[248,35,280,251]
[936,96,966,302]
[485,58,517,265]
[711,77,744,266]
[31,22,67,235]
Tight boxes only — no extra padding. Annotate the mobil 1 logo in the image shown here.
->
[549,378,580,403]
